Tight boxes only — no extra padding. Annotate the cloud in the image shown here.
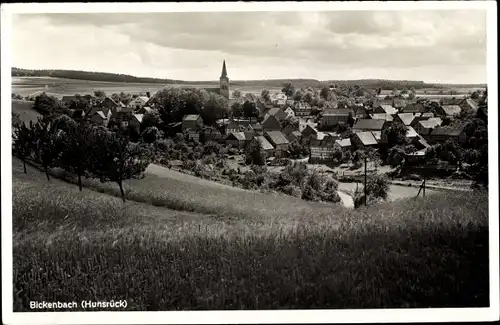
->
[11,10,487,83]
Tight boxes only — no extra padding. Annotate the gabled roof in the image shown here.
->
[464,98,479,111]
[369,113,394,122]
[133,114,144,123]
[355,132,378,146]
[183,114,201,121]
[397,113,420,125]
[262,114,281,128]
[256,136,274,151]
[353,119,385,131]
[406,126,418,138]
[265,131,290,145]
[418,119,441,129]
[335,138,352,147]
[137,96,149,103]
[441,105,462,116]
[227,132,246,141]
[371,131,382,142]
[243,131,256,140]
[378,104,398,115]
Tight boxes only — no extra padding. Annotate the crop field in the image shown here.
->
[11,99,41,124]
[12,157,490,310]
[11,77,282,97]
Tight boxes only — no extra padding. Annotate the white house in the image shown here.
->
[127,96,150,111]
[284,107,295,118]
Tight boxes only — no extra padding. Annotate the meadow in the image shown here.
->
[12,158,489,310]
[11,99,41,124]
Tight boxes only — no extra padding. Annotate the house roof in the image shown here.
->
[265,131,290,145]
[256,136,275,150]
[355,132,378,146]
[291,130,302,137]
[406,126,418,138]
[371,131,382,142]
[441,105,462,116]
[419,119,441,129]
[397,113,420,125]
[378,104,398,115]
[335,138,352,147]
[323,108,351,116]
[227,132,246,141]
[370,113,394,122]
[96,111,106,119]
[137,96,149,103]
[183,114,201,121]
[251,122,263,130]
[431,126,464,136]
[353,119,385,131]
[262,114,281,127]
[465,98,479,111]
[243,131,256,140]
[133,114,144,123]
[104,96,120,107]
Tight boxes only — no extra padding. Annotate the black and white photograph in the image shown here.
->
[1,1,498,324]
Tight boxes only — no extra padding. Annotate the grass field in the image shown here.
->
[11,99,40,124]
[12,157,489,310]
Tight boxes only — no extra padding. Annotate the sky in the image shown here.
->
[11,10,487,84]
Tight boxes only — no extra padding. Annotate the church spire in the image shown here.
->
[221,60,228,78]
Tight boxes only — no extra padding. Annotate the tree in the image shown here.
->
[231,101,243,118]
[281,82,295,97]
[293,89,305,101]
[245,138,266,165]
[33,92,66,116]
[31,116,59,181]
[141,126,161,144]
[93,90,106,99]
[319,87,332,101]
[201,93,229,125]
[57,120,94,191]
[12,121,35,174]
[141,110,161,131]
[242,100,259,121]
[382,122,408,147]
[261,89,271,103]
[12,112,23,129]
[244,93,257,102]
[89,129,152,202]
[232,89,242,99]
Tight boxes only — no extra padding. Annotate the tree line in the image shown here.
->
[12,114,152,202]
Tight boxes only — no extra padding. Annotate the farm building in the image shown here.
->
[225,132,247,149]
[402,103,426,114]
[261,115,282,132]
[293,101,312,117]
[89,111,109,126]
[459,98,479,113]
[352,132,378,148]
[127,96,150,111]
[414,118,443,136]
[395,113,420,126]
[264,131,290,158]
[298,118,317,132]
[264,107,288,122]
[425,126,466,144]
[373,104,397,115]
[182,114,203,132]
[352,119,387,132]
[255,136,275,157]
[438,105,462,117]
[300,125,320,144]
[310,138,338,163]
[202,128,224,143]
[369,113,394,123]
[321,109,351,126]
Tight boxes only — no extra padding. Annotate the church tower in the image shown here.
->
[219,60,230,99]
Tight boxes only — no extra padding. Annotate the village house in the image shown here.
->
[225,132,247,149]
[352,119,387,132]
[264,107,288,122]
[394,113,420,126]
[283,107,295,119]
[89,110,109,126]
[127,96,150,111]
[282,123,299,136]
[287,130,302,143]
[298,117,317,132]
[437,105,462,117]
[261,114,282,132]
[254,136,275,157]
[182,114,203,132]
[202,127,224,143]
[402,102,426,114]
[414,118,443,136]
[300,124,320,145]
[309,135,338,163]
[410,114,439,128]
[248,122,263,135]
[425,126,466,144]
[460,98,479,113]
[128,114,143,132]
[226,120,243,134]
[351,131,378,149]
[373,104,398,115]
[369,113,394,124]
[264,131,290,158]
[321,108,351,126]
[293,101,312,117]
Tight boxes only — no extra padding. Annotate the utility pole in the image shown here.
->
[364,156,367,206]
[423,176,426,197]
